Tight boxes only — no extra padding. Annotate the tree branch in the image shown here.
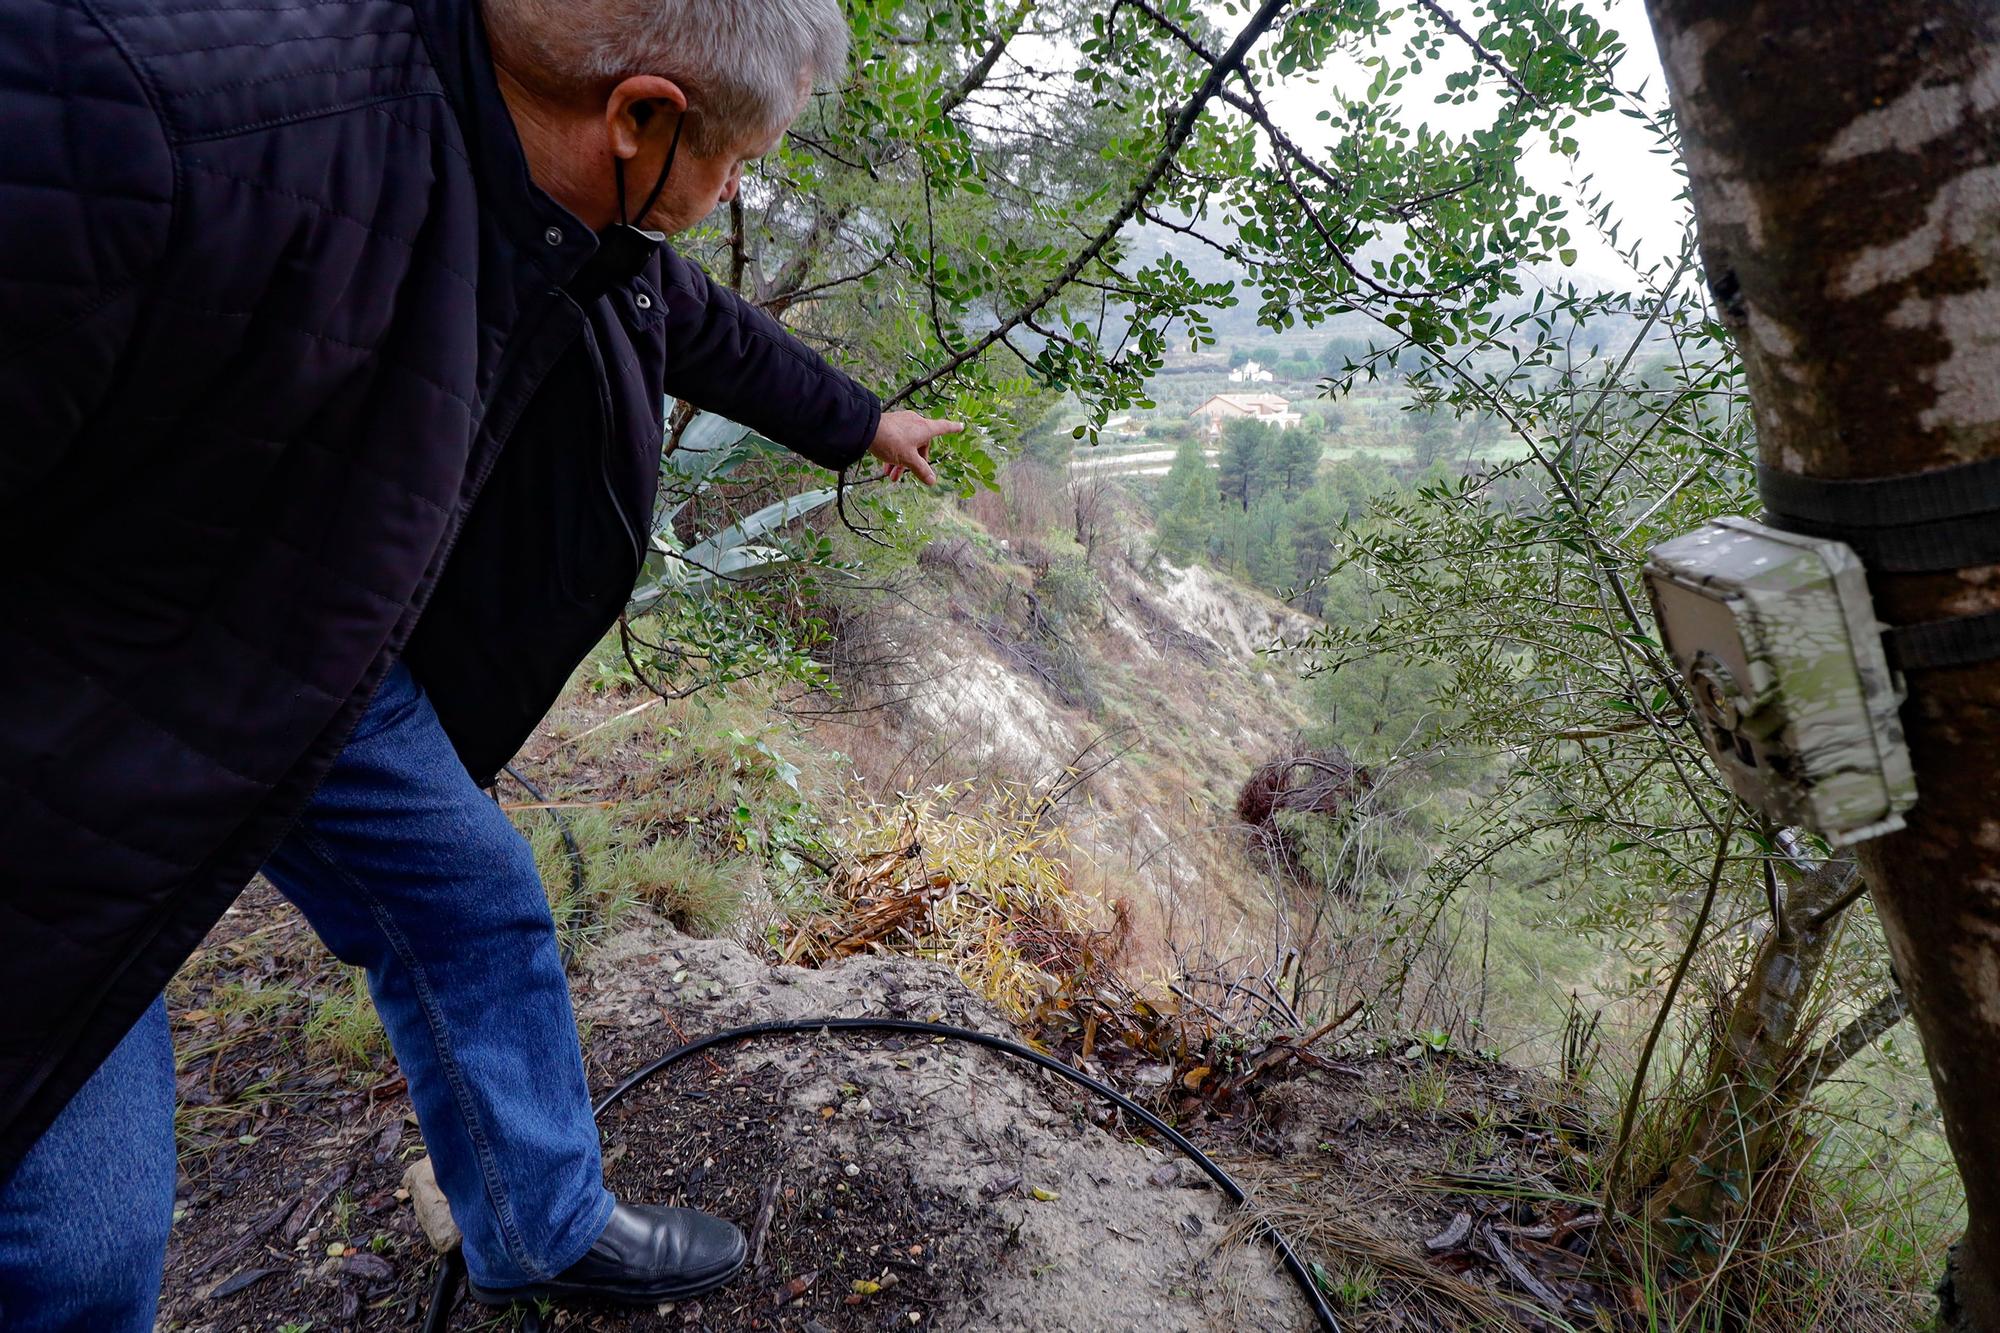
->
[728,196,750,293]
[1115,0,1476,301]
[1772,831,1864,931]
[940,0,1037,117]
[759,255,889,315]
[1788,988,1910,1095]
[1137,206,1248,264]
[885,0,1294,407]
[758,3,1035,322]
[756,202,857,311]
[1412,0,1542,107]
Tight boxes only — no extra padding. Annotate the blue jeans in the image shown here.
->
[0,1001,174,1333]
[0,663,613,1330]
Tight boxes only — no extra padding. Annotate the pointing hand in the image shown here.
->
[868,411,963,486]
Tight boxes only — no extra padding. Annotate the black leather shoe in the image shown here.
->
[467,1201,748,1306]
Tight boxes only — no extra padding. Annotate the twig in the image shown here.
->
[502,765,591,966]
[1604,806,1739,1209]
[657,1007,730,1080]
[941,0,1036,116]
[1560,250,1696,477]
[1478,1222,1565,1311]
[728,195,750,292]
[1800,864,1870,932]
[188,1196,302,1280]
[282,1163,354,1243]
[748,1172,783,1269]
[1412,0,1542,107]
[551,696,663,754]
[1294,996,1366,1049]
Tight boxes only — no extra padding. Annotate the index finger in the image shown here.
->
[929,417,965,436]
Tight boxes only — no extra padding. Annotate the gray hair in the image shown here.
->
[483,0,849,154]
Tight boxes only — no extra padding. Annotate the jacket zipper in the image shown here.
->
[580,319,646,578]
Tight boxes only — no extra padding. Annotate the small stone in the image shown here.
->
[343,1252,393,1281]
[843,1162,861,1178]
[401,1157,461,1254]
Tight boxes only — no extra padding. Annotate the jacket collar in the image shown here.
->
[412,0,606,284]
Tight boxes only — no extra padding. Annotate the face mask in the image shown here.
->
[568,108,686,300]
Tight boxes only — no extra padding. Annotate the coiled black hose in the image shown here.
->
[421,1017,1341,1332]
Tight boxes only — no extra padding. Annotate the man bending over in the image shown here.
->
[0,0,956,1326]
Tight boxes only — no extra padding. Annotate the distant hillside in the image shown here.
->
[810,461,1316,956]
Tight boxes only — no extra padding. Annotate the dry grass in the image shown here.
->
[1221,1157,1579,1332]
[1582,977,1956,1332]
[784,781,1122,1022]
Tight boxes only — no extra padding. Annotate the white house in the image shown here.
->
[1228,359,1275,383]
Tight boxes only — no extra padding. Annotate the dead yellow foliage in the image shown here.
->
[783,783,1123,1023]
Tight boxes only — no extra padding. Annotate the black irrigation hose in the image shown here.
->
[420,1251,464,1333]
[421,1017,1341,1332]
[500,763,591,964]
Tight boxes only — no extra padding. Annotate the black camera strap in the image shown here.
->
[1759,459,2000,670]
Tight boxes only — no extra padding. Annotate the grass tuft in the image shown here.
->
[302,967,385,1069]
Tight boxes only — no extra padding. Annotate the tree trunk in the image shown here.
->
[1640,3,2000,1325]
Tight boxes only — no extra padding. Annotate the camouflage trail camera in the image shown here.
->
[1643,517,1916,845]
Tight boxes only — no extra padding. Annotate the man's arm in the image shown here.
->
[0,1,177,507]
[652,246,885,472]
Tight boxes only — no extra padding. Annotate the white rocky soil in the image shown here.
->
[570,916,1308,1332]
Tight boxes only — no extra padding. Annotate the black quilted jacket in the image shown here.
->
[0,0,881,1174]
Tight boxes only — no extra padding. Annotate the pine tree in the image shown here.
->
[1154,436,1219,564]
[1288,489,1341,614]
[1217,416,1273,511]
[1408,408,1456,469]
[1271,424,1324,496]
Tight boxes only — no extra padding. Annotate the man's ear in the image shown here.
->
[605,75,688,160]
